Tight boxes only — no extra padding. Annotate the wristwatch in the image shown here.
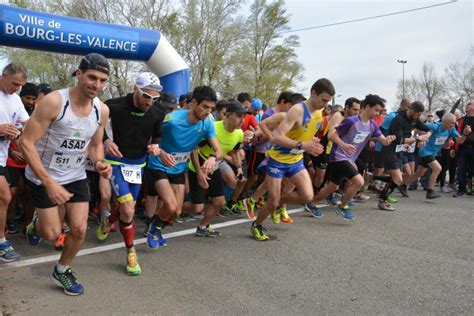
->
[296,141,303,150]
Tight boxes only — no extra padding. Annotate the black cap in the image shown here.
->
[178,92,192,103]
[159,92,177,109]
[37,83,52,95]
[72,53,110,77]
[20,82,38,97]
[226,101,247,114]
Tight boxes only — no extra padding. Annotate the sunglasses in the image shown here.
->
[427,115,434,117]
[138,87,160,101]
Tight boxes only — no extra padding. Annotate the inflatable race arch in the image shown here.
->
[0,4,190,98]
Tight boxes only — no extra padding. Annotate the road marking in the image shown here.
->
[0,205,329,270]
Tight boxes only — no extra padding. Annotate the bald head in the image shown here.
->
[399,97,412,111]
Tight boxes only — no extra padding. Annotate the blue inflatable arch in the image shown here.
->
[0,4,190,98]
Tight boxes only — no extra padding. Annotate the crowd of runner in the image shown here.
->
[0,53,472,296]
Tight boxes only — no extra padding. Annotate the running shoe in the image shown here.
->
[0,240,20,262]
[147,224,167,249]
[367,184,379,194]
[347,199,354,207]
[219,207,233,216]
[334,205,354,221]
[243,197,256,219]
[326,193,338,205]
[279,207,293,224]
[398,185,409,198]
[304,203,323,219]
[453,191,465,198]
[96,211,112,241]
[6,223,19,235]
[353,192,370,202]
[271,209,281,224]
[54,233,67,250]
[126,252,142,276]
[387,196,398,203]
[256,198,266,209]
[378,200,395,211]
[250,222,269,241]
[440,186,452,193]
[52,266,84,296]
[26,212,42,246]
[195,225,221,237]
[426,190,441,199]
[230,203,242,215]
[408,184,418,191]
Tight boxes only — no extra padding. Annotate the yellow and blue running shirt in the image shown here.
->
[267,102,323,164]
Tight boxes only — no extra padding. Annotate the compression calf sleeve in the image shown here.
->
[119,219,135,249]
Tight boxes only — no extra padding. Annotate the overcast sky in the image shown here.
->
[284,0,472,109]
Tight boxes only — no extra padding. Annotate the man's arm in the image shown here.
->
[19,92,62,185]
[272,105,303,149]
[88,102,112,179]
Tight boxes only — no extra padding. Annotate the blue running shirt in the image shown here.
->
[148,110,216,174]
[418,122,459,158]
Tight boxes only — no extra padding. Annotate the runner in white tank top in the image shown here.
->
[19,53,112,296]
[25,88,102,185]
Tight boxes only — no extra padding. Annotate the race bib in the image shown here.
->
[85,158,95,172]
[289,149,305,154]
[353,132,370,144]
[214,159,224,171]
[171,152,191,164]
[435,136,448,145]
[395,144,405,153]
[407,143,416,153]
[120,164,142,184]
[49,151,86,170]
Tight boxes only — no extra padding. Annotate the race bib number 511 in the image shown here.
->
[49,152,86,170]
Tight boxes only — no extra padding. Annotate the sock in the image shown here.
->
[119,219,135,249]
[380,181,398,201]
[0,237,6,243]
[56,263,69,273]
[153,215,169,229]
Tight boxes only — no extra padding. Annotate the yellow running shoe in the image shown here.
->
[279,207,293,224]
[271,210,281,224]
[96,212,112,241]
[126,252,142,276]
[250,222,269,241]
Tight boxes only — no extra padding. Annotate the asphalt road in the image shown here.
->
[1,189,473,315]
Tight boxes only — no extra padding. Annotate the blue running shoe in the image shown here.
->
[347,199,354,207]
[335,205,354,221]
[26,213,42,246]
[52,266,84,296]
[0,240,20,262]
[147,224,167,249]
[326,193,338,205]
[304,203,323,219]
[453,191,465,198]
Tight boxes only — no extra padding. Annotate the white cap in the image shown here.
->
[134,72,163,92]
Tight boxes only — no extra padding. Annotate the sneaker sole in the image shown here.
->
[334,209,354,221]
[0,255,20,262]
[244,201,255,219]
[52,277,83,296]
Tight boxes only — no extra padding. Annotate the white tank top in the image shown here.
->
[25,88,101,185]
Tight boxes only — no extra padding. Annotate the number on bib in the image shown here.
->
[121,164,142,184]
[49,152,86,170]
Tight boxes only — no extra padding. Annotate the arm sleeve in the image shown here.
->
[336,117,354,136]
[389,117,404,144]
[371,120,382,138]
[414,120,431,132]
[206,119,216,139]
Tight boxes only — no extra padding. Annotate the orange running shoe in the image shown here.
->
[54,233,67,250]
[280,207,293,224]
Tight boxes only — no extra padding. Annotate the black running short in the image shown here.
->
[375,150,402,170]
[6,166,25,187]
[144,167,158,196]
[419,155,436,168]
[310,152,328,169]
[27,178,90,209]
[147,168,186,185]
[246,150,266,176]
[327,160,359,185]
[188,168,224,204]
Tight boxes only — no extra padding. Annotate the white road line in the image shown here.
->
[0,205,328,270]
